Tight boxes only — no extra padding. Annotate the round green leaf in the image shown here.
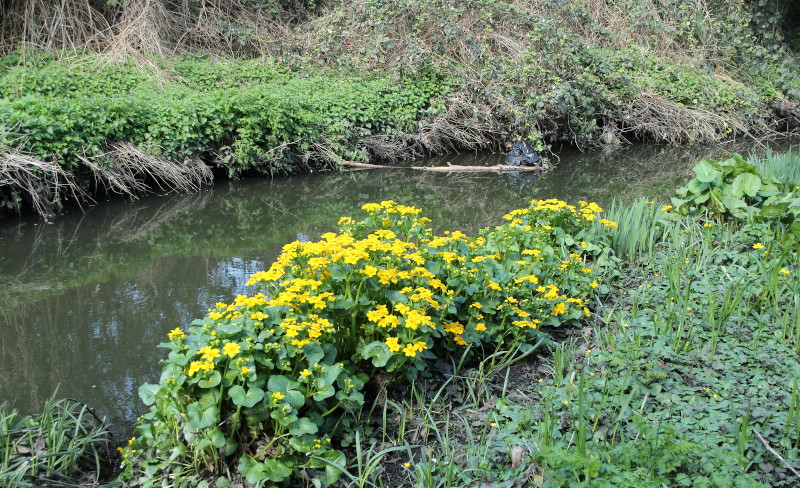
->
[229,385,265,408]
[187,401,219,429]
[198,370,221,388]
[693,160,720,183]
[138,383,161,406]
[288,416,319,436]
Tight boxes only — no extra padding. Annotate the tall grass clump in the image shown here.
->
[0,394,115,486]
[752,146,800,186]
[602,199,669,260]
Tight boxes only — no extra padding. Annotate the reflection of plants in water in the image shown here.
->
[2,142,777,313]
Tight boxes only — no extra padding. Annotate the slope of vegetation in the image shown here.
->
[1,0,799,217]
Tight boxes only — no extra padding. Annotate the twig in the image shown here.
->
[753,429,800,481]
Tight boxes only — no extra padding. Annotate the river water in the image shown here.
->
[0,142,794,437]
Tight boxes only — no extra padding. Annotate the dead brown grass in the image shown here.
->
[0,150,84,218]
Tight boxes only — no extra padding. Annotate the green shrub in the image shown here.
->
[670,154,800,246]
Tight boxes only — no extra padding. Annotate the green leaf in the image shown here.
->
[229,385,265,408]
[320,450,346,485]
[138,383,161,406]
[759,202,790,218]
[198,371,221,388]
[286,390,305,408]
[732,173,761,197]
[386,289,408,303]
[330,266,348,280]
[312,384,335,401]
[790,221,800,238]
[303,344,325,366]
[268,375,300,393]
[208,428,227,448]
[289,417,319,436]
[238,455,268,484]
[261,458,293,482]
[359,340,391,367]
[686,179,708,195]
[720,195,750,219]
[187,401,219,429]
[693,159,720,183]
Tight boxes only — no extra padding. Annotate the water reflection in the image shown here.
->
[0,140,795,437]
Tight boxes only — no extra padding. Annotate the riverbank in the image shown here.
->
[2,0,800,217]
[5,147,797,486]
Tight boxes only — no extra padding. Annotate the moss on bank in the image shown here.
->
[1,0,799,217]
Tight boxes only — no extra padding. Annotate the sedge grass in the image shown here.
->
[0,393,114,487]
[752,146,800,186]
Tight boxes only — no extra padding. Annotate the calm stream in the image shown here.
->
[0,142,794,437]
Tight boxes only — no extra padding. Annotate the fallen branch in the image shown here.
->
[340,161,547,172]
[753,429,800,481]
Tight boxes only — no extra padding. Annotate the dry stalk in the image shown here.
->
[0,150,85,218]
[80,143,212,199]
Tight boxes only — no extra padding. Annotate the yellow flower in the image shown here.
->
[188,360,215,376]
[599,219,618,228]
[167,328,185,341]
[272,391,285,401]
[662,205,673,212]
[475,322,487,331]
[240,367,251,375]
[752,243,765,249]
[385,337,401,353]
[779,268,791,275]
[403,462,411,468]
[402,341,427,357]
[197,346,221,362]
[300,369,312,378]
[222,342,241,358]
[550,303,568,316]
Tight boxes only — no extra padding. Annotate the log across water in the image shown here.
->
[340,161,548,172]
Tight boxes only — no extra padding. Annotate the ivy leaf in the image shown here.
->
[228,385,264,408]
[186,401,219,429]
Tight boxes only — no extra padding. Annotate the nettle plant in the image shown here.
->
[671,154,800,246]
[120,199,616,487]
